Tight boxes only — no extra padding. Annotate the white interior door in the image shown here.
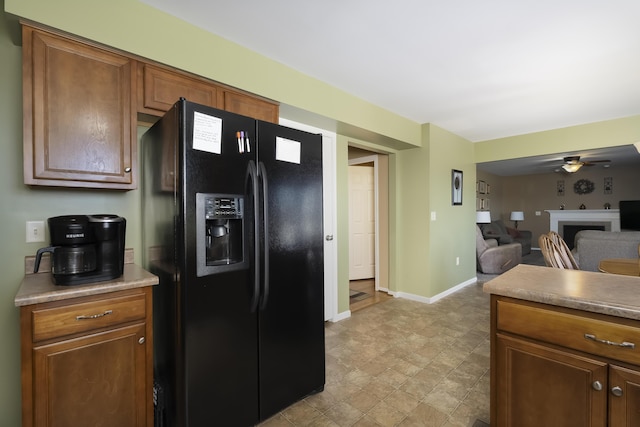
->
[349,165,375,280]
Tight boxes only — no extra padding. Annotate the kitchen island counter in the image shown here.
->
[483,263,640,320]
[484,264,640,426]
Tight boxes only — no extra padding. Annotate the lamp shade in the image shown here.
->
[476,211,492,224]
[510,211,524,221]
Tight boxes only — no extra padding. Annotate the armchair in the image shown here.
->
[481,219,532,255]
[476,225,522,274]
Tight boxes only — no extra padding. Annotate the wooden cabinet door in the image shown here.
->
[224,90,279,123]
[23,26,136,189]
[496,334,608,427]
[609,365,640,427]
[32,323,148,427]
[139,64,224,114]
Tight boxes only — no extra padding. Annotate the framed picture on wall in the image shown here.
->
[478,180,486,194]
[452,169,463,205]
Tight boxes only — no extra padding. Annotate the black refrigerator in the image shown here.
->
[141,99,325,426]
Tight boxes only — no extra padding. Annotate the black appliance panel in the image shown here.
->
[180,101,260,426]
[256,121,325,419]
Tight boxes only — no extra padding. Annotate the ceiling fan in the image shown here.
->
[561,155,611,173]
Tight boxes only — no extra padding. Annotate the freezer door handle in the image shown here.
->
[258,161,270,310]
[246,160,260,312]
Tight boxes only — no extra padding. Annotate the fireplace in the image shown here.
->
[563,224,605,250]
[545,210,621,237]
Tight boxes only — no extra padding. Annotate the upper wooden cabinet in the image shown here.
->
[22,25,137,190]
[137,64,279,123]
[22,23,279,190]
[224,90,279,123]
[137,64,224,114]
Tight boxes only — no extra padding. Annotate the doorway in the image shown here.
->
[348,148,391,311]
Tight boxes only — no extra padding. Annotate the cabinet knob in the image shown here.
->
[592,381,603,391]
[138,337,145,345]
[125,167,132,173]
[611,386,623,397]
[325,235,334,241]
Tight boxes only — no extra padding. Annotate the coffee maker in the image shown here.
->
[34,214,126,286]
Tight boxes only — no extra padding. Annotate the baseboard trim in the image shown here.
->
[330,310,351,322]
[394,277,478,304]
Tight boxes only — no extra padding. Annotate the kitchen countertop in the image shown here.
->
[483,264,640,321]
[14,263,159,307]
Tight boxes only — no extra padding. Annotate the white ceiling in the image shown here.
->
[142,0,640,173]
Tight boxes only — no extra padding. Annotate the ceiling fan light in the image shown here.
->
[562,163,582,173]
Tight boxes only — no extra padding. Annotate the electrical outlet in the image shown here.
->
[26,221,45,243]
[431,211,437,221]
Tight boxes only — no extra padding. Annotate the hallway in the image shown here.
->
[260,282,490,426]
[349,279,394,313]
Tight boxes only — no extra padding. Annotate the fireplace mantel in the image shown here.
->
[545,209,620,233]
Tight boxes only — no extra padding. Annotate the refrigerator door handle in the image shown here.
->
[258,161,270,310]
[246,160,260,312]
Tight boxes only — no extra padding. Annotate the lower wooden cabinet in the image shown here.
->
[20,287,153,427]
[608,365,640,426]
[496,333,607,426]
[491,296,640,427]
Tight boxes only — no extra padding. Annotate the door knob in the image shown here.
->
[611,386,623,397]
[325,235,334,241]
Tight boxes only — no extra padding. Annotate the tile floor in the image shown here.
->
[260,281,491,427]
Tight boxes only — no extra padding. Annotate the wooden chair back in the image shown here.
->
[539,233,579,270]
[547,231,580,269]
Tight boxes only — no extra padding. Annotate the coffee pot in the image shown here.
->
[34,214,126,286]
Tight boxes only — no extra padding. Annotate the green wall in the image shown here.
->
[394,124,476,300]
[428,125,477,296]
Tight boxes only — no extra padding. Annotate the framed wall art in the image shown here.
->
[604,177,613,194]
[478,180,486,194]
[452,169,463,205]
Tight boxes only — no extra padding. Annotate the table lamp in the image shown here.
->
[510,211,524,229]
[476,211,491,233]
[476,211,491,224]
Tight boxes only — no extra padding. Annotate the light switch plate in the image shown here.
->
[26,221,45,243]
[430,211,437,221]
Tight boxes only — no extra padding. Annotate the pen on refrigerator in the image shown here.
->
[244,131,251,153]
[236,131,244,153]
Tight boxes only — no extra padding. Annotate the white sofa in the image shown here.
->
[572,230,640,271]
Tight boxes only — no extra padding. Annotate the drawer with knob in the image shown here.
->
[30,292,147,342]
[496,298,640,366]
